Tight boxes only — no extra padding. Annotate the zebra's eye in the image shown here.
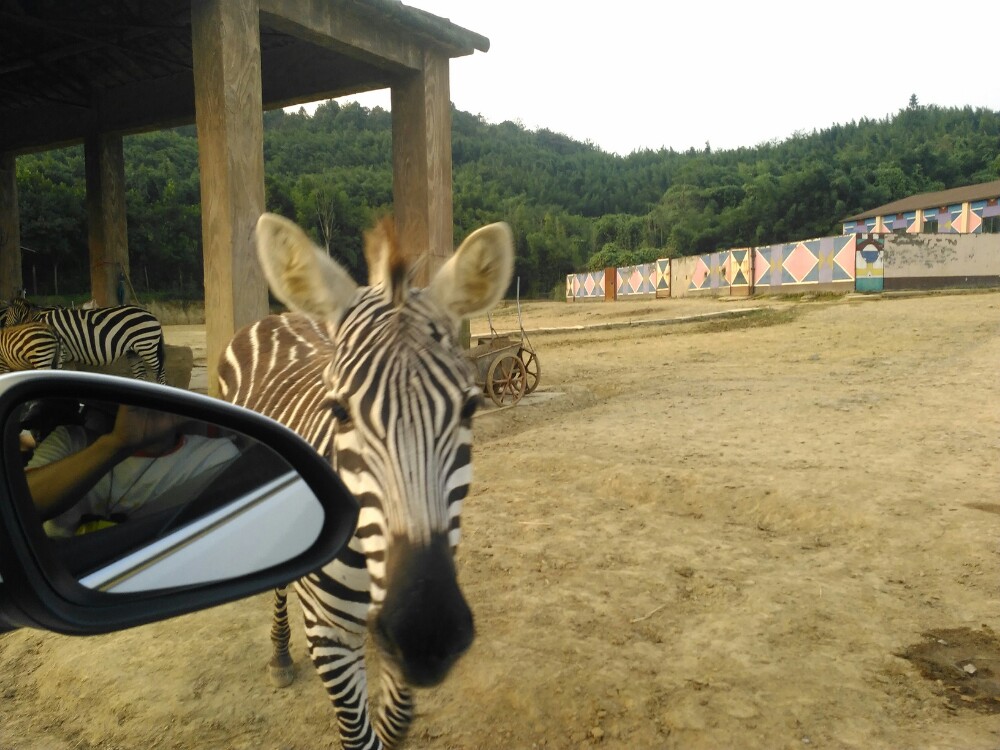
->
[331,399,351,424]
[460,396,480,421]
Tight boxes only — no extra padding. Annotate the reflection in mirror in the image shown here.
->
[15,397,324,593]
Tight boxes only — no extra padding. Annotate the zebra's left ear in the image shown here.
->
[255,213,358,320]
[426,222,514,320]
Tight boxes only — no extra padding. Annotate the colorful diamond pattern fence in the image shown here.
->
[753,236,856,292]
[716,253,730,288]
[784,242,819,283]
[729,249,751,289]
[616,263,656,298]
[569,233,863,301]
[817,235,856,284]
[753,247,772,287]
[754,245,794,288]
[566,270,605,300]
[655,259,670,297]
[689,255,711,292]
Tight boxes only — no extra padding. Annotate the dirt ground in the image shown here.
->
[2,291,1000,749]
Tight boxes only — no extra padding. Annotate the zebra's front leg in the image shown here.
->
[374,656,415,748]
[268,586,296,687]
[307,634,382,750]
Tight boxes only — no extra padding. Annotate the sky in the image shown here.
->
[327,1,1000,157]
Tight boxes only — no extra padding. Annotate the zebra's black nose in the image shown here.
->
[375,534,475,687]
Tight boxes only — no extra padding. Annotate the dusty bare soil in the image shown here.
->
[3,291,1000,749]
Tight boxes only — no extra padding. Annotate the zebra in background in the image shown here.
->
[0,299,166,384]
[0,298,52,327]
[219,213,513,749]
[0,322,61,373]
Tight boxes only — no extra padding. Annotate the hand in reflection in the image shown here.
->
[24,402,237,533]
[107,405,188,454]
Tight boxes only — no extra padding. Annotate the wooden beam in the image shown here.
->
[0,152,22,301]
[2,41,389,155]
[260,0,425,73]
[84,133,130,306]
[192,0,268,398]
[391,50,453,287]
[260,42,389,109]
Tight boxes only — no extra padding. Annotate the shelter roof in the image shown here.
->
[843,179,1000,221]
[0,0,489,154]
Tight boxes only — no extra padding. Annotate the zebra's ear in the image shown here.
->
[255,213,358,320]
[426,222,514,320]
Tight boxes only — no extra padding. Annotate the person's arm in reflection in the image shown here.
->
[25,405,184,522]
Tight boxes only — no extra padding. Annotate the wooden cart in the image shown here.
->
[468,284,541,407]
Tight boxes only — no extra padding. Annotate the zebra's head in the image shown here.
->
[255,212,513,687]
[1,301,21,328]
[0,298,37,327]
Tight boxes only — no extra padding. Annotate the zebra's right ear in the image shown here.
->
[426,222,514,320]
[255,213,358,320]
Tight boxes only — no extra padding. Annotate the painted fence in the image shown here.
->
[573,234,858,301]
[566,270,606,301]
[655,259,670,298]
[567,231,1000,301]
[753,235,856,293]
[616,264,657,298]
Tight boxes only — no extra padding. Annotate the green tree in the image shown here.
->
[12,101,1000,299]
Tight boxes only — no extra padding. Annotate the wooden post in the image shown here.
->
[0,153,22,301]
[604,267,617,301]
[192,0,268,397]
[391,51,454,287]
[84,133,130,307]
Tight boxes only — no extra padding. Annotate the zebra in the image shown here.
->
[1,300,166,384]
[0,321,61,373]
[0,298,52,328]
[218,212,513,749]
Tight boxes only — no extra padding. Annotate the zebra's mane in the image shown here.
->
[363,216,409,309]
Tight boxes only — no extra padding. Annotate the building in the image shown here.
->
[842,179,1000,235]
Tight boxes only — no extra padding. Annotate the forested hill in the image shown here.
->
[15,99,1000,300]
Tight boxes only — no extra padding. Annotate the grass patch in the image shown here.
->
[689,307,799,333]
[757,291,844,303]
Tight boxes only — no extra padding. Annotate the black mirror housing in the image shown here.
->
[0,371,358,635]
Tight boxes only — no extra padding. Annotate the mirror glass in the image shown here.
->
[12,397,324,593]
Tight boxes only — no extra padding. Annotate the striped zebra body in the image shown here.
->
[2,301,166,384]
[221,314,335,454]
[0,322,61,373]
[219,213,513,750]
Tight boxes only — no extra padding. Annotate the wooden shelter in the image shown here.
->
[0,0,489,394]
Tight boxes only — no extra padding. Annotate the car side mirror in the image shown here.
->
[0,371,358,635]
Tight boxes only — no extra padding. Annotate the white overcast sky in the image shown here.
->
[328,1,1000,156]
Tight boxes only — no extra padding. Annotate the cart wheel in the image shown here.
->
[520,348,541,394]
[486,354,527,406]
